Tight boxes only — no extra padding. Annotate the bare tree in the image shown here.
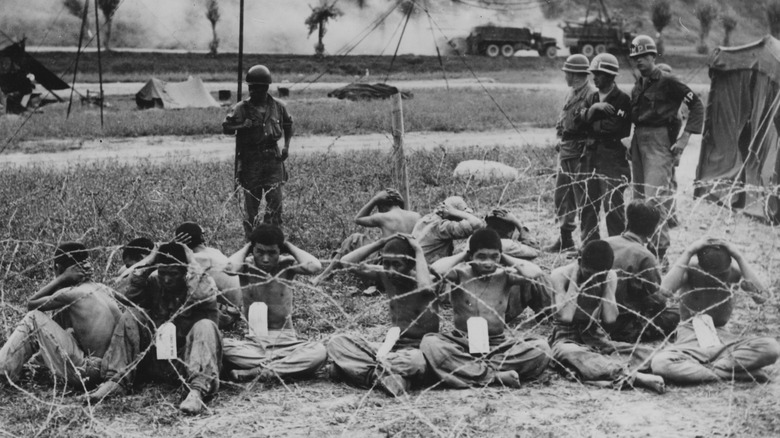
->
[768,0,780,38]
[205,0,220,56]
[651,0,672,55]
[695,1,718,55]
[305,1,343,57]
[720,10,737,47]
[97,0,121,51]
[63,0,89,39]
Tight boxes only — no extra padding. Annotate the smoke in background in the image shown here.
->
[1,0,564,54]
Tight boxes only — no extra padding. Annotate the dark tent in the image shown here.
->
[0,41,69,93]
[135,76,219,109]
[695,36,780,222]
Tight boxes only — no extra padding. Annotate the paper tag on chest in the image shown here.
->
[155,322,178,360]
[376,327,401,360]
[467,317,490,354]
[248,302,269,338]
[692,314,722,348]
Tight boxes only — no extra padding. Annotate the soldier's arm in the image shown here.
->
[671,80,703,134]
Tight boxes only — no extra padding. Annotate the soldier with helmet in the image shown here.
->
[628,35,704,263]
[576,53,632,244]
[223,65,294,234]
[544,54,595,253]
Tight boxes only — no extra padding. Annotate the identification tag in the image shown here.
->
[248,302,269,338]
[692,314,722,348]
[376,327,401,360]
[467,317,490,354]
[155,322,177,360]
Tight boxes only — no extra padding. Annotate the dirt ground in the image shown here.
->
[2,130,779,437]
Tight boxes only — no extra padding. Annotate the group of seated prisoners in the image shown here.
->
[1,189,778,415]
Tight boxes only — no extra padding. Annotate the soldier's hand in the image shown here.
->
[61,263,91,285]
[591,102,615,115]
[281,147,289,161]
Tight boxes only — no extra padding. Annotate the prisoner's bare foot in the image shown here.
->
[229,367,276,383]
[494,371,522,389]
[179,390,204,415]
[81,381,126,404]
[635,373,666,394]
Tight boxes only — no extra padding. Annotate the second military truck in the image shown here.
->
[450,26,559,58]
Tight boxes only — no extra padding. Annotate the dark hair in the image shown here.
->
[382,237,415,259]
[156,242,187,267]
[249,224,285,249]
[484,216,514,239]
[625,200,661,237]
[54,242,89,269]
[122,237,154,260]
[174,222,204,248]
[377,189,405,210]
[580,240,614,273]
[697,245,732,274]
[469,229,502,253]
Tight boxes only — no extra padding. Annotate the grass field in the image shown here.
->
[0,88,564,146]
[1,145,780,437]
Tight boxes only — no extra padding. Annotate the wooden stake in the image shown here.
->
[237,0,245,103]
[94,0,104,128]
[390,92,410,208]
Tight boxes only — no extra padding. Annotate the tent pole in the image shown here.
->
[237,0,245,102]
[67,2,90,118]
[94,0,104,128]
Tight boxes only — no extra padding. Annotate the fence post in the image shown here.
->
[390,91,410,208]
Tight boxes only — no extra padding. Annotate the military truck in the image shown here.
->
[561,0,634,57]
[449,26,559,58]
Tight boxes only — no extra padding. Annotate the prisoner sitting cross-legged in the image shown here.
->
[0,243,121,390]
[420,229,552,389]
[327,234,438,397]
[84,242,222,415]
[651,238,780,384]
[549,240,665,393]
[222,224,327,383]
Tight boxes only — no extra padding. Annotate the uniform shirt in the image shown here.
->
[578,85,632,141]
[604,232,662,314]
[122,269,219,342]
[223,95,293,157]
[411,213,482,263]
[556,80,596,159]
[630,67,703,134]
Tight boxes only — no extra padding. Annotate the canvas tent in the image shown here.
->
[135,76,219,109]
[695,36,780,223]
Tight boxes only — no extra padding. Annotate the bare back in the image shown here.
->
[375,209,421,237]
[55,282,121,357]
[194,246,242,308]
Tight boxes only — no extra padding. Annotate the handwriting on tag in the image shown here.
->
[155,322,177,360]
[376,327,401,360]
[248,302,269,338]
[692,314,722,348]
[467,317,490,354]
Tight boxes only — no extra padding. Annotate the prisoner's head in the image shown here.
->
[376,188,406,212]
[249,224,285,272]
[625,200,661,239]
[485,213,514,239]
[468,229,503,275]
[697,244,732,279]
[155,242,188,291]
[381,237,416,277]
[122,237,154,268]
[579,240,614,283]
[174,222,204,249]
[54,242,90,274]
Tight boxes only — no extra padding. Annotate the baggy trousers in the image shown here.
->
[651,323,780,384]
[100,309,222,395]
[327,334,428,389]
[0,310,101,386]
[223,329,326,379]
[420,331,551,388]
[631,127,676,252]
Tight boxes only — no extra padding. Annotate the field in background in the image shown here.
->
[1,146,779,437]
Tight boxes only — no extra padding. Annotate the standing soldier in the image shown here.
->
[577,53,632,244]
[629,36,704,262]
[545,54,595,253]
[223,65,293,235]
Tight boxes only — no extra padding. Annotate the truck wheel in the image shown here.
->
[581,44,595,57]
[486,44,500,57]
[543,45,558,58]
[595,44,607,54]
[501,44,515,57]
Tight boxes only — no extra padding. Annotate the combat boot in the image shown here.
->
[543,228,576,253]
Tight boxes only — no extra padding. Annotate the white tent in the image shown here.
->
[135,76,219,109]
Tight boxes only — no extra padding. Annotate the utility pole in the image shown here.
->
[390,91,410,208]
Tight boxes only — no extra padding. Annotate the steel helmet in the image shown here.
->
[246,65,272,85]
[588,53,619,76]
[629,35,658,58]
[561,54,590,73]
